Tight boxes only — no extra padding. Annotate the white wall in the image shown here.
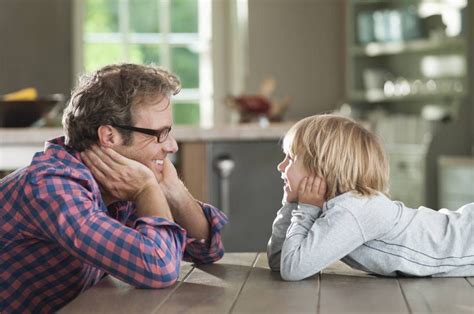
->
[0,0,72,96]
[246,0,346,121]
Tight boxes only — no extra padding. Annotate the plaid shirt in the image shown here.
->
[0,137,228,313]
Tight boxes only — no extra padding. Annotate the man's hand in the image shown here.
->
[158,158,210,240]
[159,157,180,191]
[298,176,327,208]
[81,145,157,201]
[81,146,173,220]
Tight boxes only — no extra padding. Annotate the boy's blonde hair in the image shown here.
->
[283,114,389,199]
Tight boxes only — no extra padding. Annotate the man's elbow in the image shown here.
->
[209,245,225,263]
[137,272,179,288]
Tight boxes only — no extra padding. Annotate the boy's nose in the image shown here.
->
[277,160,285,172]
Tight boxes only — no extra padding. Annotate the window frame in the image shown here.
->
[73,0,213,126]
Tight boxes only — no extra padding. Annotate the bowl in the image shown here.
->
[0,94,64,127]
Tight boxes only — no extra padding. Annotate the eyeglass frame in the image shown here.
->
[113,124,172,143]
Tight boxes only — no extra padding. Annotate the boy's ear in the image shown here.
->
[97,125,122,148]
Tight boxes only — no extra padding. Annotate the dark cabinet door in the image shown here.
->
[208,141,284,252]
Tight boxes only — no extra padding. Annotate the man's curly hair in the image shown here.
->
[62,63,181,151]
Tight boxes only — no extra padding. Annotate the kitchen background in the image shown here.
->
[0,0,472,251]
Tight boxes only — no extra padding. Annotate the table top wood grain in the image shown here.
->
[60,252,474,314]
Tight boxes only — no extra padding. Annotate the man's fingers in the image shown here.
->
[100,146,129,165]
[84,145,117,170]
[81,150,108,181]
[90,145,126,169]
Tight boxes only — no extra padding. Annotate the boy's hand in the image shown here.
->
[298,176,327,208]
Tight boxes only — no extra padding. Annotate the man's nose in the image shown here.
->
[164,134,179,153]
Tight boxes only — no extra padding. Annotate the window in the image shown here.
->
[78,0,213,126]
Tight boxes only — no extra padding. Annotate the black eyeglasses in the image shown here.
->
[113,124,172,143]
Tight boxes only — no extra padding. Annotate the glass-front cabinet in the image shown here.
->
[345,0,470,207]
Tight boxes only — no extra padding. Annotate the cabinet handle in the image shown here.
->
[397,161,408,170]
[215,155,235,217]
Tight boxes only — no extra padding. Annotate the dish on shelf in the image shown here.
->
[0,94,64,127]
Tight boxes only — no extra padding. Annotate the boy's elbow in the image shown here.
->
[267,251,281,272]
[280,267,307,281]
[280,251,320,281]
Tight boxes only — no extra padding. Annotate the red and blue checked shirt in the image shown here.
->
[0,137,228,313]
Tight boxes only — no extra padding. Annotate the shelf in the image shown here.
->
[350,37,466,57]
[349,90,467,103]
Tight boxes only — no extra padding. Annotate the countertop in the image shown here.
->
[0,123,293,170]
[0,122,294,145]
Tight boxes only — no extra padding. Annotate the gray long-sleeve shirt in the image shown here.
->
[267,192,474,280]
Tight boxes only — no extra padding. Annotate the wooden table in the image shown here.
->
[60,252,474,313]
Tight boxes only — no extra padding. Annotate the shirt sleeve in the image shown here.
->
[280,203,365,281]
[182,202,228,264]
[25,172,186,289]
[267,202,297,271]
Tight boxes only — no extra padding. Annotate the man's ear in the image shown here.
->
[97,125,122,148]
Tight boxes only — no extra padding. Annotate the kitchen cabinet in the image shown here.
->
[180,140,284,252]
[347,0,468,112]
[345,0,470,207]
[438,156,474,210]
[207,141,283,252]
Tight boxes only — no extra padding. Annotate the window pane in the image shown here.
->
[173,102,200,125]
[130,0,159,33]
[172,46,199,89]
[130,44,161,64]
[171,0,198,33]
[85,0,119,33]
[84,43,124,73]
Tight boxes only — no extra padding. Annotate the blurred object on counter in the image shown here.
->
[0,88,65,127]
[2,87,38,101]
[226,77,291,124]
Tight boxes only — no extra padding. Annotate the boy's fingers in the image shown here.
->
[306,176,314,192]
[312,176,320,192]
[318,178,327,196]
[299,177,308,194]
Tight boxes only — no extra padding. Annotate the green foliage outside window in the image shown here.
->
[85,0,119,33]
[171,0,198,33]
[172,47,199,89]
[129,45,161,65]
[173,102,200,125]
[84,0,202,125]
[84,43,123,73]
[130,0,160,33]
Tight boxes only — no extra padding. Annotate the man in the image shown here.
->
[0,64,228,312]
